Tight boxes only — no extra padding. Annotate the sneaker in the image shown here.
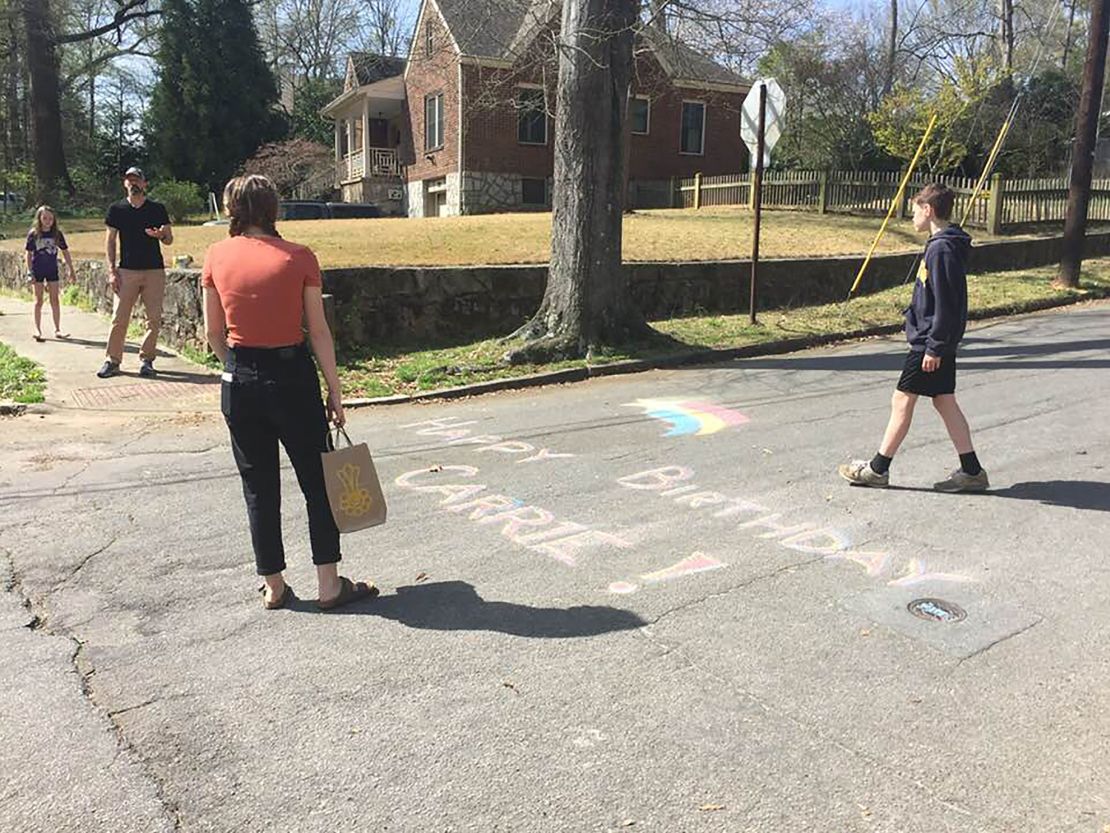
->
[97,360,120,379]
[837,460,890,488]
[139,359,157,378]
[933,468,989,493]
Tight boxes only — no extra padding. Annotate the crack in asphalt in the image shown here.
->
[1,545,182,831]
[644,555,826,629]
[49,516,135,595]
[954,616,1045,667]
[632,624,980,822]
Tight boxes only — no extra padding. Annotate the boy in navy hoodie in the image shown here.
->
[839,183,988,492]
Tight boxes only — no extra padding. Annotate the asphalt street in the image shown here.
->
[1,303,1107,833]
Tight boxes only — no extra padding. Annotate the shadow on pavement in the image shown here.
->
[989,480,1110,512]
[884,480,1109,512]
[291,580,648,637]
[44,335,176,359]
[730,337,1110,372]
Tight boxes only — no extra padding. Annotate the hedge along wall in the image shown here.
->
[2,230,1108,354]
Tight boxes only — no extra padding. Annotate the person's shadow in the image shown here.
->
[296,580,648,637]
[887,480,1110,512]
[990,480,1110,512]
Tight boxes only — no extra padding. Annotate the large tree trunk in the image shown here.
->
[1058,0,1110,288]
[883,0,897,95]
[997,0,1014,79]
[1062,0,1078,70]
[506,0,651,363]
[22,0,73,199]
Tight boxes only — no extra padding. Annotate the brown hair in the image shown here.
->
[30,205,60,239]
[912,183,955,221]
[223,174,280,237]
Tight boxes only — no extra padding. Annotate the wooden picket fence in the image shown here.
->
[673,170,1110,232]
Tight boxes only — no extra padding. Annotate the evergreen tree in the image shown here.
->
[148,0,284,193]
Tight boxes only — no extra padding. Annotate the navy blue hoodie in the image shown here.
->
[905,224,972,356]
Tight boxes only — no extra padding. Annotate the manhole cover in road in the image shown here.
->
[908,598,967,623]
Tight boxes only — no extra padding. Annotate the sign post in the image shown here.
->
[741,78,786,324]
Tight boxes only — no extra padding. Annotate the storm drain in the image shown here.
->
[908,598,967,623]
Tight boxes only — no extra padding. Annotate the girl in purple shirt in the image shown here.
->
[25,205,76,341]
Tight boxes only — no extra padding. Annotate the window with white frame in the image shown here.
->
[517,87,547,145]
[425,22,434,57]
[630,96,650,135]
[424,93,444,151]
[680,101,705,155]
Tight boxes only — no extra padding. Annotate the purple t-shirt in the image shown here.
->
[25,230,67,279]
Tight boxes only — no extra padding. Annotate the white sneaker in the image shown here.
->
[838,460,889,488]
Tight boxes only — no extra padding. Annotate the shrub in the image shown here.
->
[150,179,204,222]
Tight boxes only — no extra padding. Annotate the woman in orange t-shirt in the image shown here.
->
[202,175,377,611]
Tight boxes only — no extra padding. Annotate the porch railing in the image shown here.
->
[338,147,400,182]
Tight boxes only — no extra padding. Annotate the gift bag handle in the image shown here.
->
[328,425,355,451]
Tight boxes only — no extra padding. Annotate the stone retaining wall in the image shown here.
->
[3,230,1107,355]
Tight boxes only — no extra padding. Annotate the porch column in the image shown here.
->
[363,99,371,173]
[333,119,341,179]
[345,118,353,179]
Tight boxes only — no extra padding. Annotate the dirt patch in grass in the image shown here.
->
[1,208,1027,268]
[335,260,1110,399]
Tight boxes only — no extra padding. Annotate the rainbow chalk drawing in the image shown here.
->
[625,399,750,437]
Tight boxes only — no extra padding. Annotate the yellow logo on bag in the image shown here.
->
[917,261,929,284]
[335,463,373,517]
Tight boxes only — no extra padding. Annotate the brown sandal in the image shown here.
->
[317,577,379,611]
[259,583,294,610]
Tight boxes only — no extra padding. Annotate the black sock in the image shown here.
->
[959,452,981,476]
[870,452,893,475]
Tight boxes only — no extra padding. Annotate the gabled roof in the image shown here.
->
[638,26,747,89]
[429,0,745,89]
[349,53,407,86]
[433,0,529,61]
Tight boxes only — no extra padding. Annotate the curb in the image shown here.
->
[342,290,1107,408]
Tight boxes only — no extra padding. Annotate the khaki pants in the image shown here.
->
[107,268,166,364]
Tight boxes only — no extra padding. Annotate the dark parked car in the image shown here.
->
[278,201,383,221]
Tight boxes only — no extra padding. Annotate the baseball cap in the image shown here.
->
[123,166,145,180]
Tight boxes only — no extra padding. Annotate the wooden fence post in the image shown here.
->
[693,172,702,210]
[898,171,909,218]
[818,171,829,214]
[986,173,1005,235]
[669,176,677,208]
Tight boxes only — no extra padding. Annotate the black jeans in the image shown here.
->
[221,343,340,575]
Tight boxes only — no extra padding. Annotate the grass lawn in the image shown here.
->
[0,342,46,403]
[0,208,1025,267]
[334,259,1110,398]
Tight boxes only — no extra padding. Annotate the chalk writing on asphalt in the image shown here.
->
[401,417,575,463]
[395,466,630,566]
[610,466,972,594]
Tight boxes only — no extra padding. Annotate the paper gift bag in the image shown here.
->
[321,427,387,532]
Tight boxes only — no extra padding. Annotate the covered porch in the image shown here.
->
[321,72,406,213]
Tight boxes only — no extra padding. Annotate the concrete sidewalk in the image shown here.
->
[0,294,218,413]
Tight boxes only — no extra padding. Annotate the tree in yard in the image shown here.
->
[240,138,332,197]
[147,0,284,193]
[289,77,343,145]
[505,0,654,362]
[19,0,158,201]
[1058,0,1110,288]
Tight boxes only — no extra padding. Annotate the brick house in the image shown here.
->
[322,0,749,217]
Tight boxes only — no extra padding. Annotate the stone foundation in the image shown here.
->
[3,231,1105,354]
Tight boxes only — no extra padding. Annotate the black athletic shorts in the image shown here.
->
[897,350,956,397]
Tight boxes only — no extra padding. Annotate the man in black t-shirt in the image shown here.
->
[99,166,174,379]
